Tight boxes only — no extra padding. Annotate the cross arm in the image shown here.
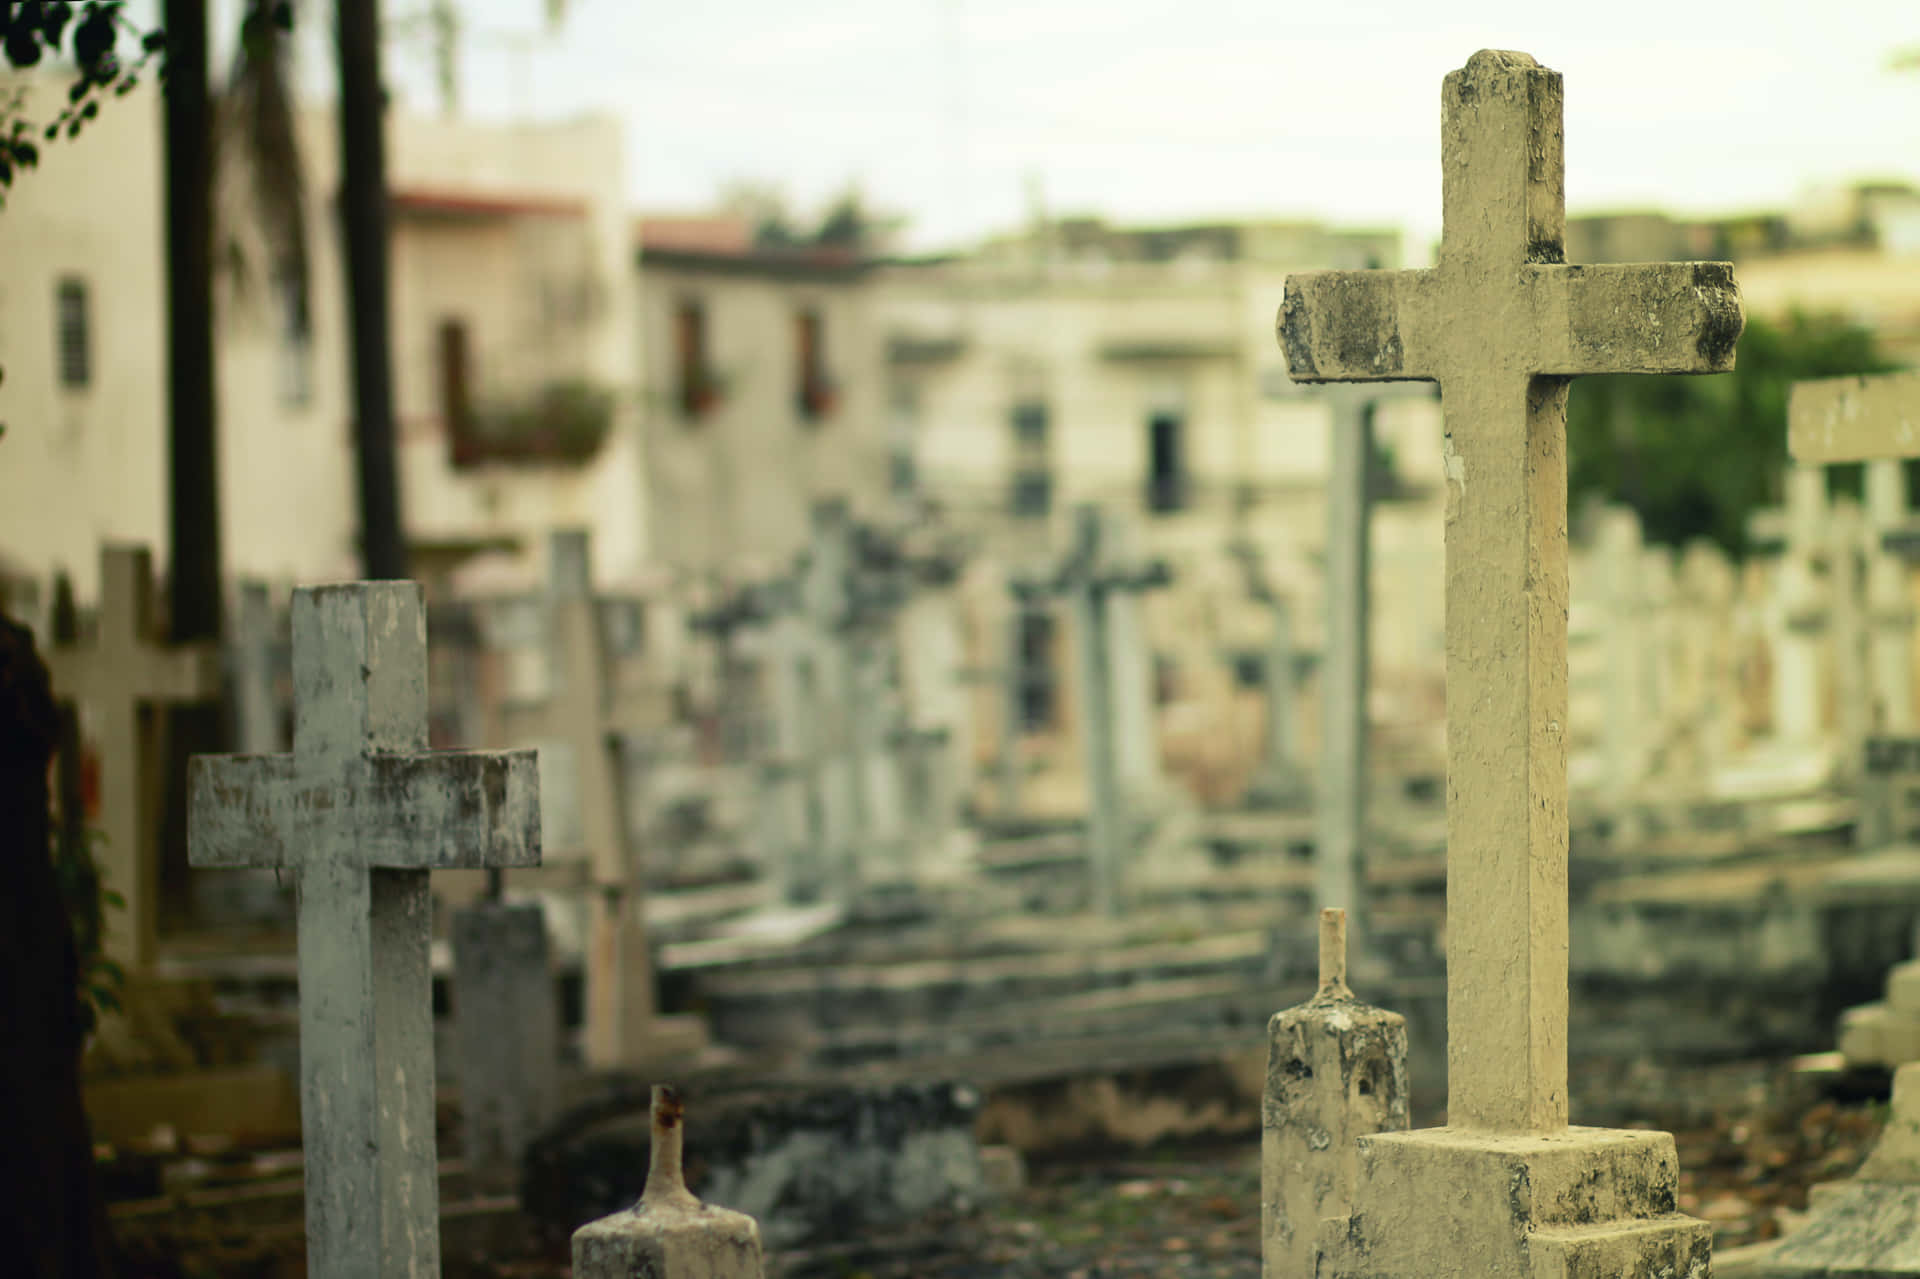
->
[1533,261,1743,376]
[189,748,542,871]
[1278,269,1438,383]
[1789,370,1920,463]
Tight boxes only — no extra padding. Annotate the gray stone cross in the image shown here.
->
[1281,49,1742,1133]
[189,583,540,1279]
[46,544,221,970]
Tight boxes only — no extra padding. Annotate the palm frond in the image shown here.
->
[218,1,307,319]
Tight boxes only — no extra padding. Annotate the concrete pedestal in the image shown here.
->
[1315,1126,1710,1279]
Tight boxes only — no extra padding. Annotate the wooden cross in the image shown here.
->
[495,529,661,1069]
[1280,49,1743,1133]
[46,545,221,970]
[1791,370,1920,780]
[188,583,539,1279]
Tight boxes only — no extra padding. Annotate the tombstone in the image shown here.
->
[571,1086,765,1279]
[492,530,686,1070]
[1865,457,1917,733]
[1053,504,1171,915]
[800,503,867,899]
[193,580,294,926]
[45,545,221,971]
[1791,371,1920,819]
[1315,387,1431,940]
[1278,49,1737,1274]
[451,898,562,1194]
[1770,466,1833,755]
[187,582,541,1279]
[1596,508,1651,815]
[1827,500,1872,785]
[1098,512,1165,802]
[1262,908,1409,1278]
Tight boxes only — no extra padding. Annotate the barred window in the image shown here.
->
[56,276,91,389]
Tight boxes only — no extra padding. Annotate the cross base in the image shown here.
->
[1314,1126,1710,1279]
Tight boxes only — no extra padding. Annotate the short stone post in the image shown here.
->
[572,1085,766,1279]
[45,545,222,971]
[188,583,542,1279]
[1262,908,1409,1279]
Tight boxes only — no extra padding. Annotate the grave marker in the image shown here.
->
[46,545,221,970]
[1792,371,1920,797]
[1054,505,1170,915]
[495,530,666,1069]
[1278,48,1736,1273]
[188,583,540,1279]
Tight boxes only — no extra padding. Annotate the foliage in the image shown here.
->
[0,2,172,207]
[1566,310,1904,554]
[48,822,125,1034]
[455,377,616,467]
[717,178,905,254]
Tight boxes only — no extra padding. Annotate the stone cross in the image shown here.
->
[1281,49,1742,1133]
[188,583,540,1279]
[1052,504,1170,916]
[495,529,661,1069]
[46,545,221,970]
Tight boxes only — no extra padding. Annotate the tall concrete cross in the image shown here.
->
[1281,50,1742,1133]
[46,545,221,970]
[1791,370,1920,784]
[188,583,540,1279]
[496,529,662,1069]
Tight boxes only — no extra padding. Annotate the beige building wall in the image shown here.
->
[0,73,648,601]
[636,250,891,579]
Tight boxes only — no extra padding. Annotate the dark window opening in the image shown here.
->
[1827,462,1865,503]
[274,261,313,406]
[438,318,475,463]
[1231,652,1266,690]
[796,308,835,421]
[1016,609,1057,731]
[676,299,719,420]
[56,276,91,389]
[1010,400,1053,518]
[1147,411,1188,513]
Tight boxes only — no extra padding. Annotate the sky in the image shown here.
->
[160,0,1920,254]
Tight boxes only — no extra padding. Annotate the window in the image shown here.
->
[273,261,313,406]
[675,299,718,420]
[55,277,91,389]
[1015,609,1057,730]
[1010,400,1052,518]
[1146,411,1188,513]
[438,318,474,461]
[795,308,835,421]
[888,384,918,499]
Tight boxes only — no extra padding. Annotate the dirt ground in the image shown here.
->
[111,1058,1891,1279]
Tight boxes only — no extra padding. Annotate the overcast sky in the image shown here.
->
[170,1,1920,254]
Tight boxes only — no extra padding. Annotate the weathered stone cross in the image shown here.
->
[495,529,662,1069]
[189,583,540,1279]
[46,545,221,970]
[1282,50,1742,1133]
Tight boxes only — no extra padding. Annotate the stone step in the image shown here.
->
[1527,1215,1713,1278]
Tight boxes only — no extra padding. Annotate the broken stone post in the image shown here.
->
[1262,908,1409,1279]
[45,545,221,971]
[188,583,541,1279]
[572,1085,765,1279]
[451,899,561,1194]
[1281,48,1737,1275]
